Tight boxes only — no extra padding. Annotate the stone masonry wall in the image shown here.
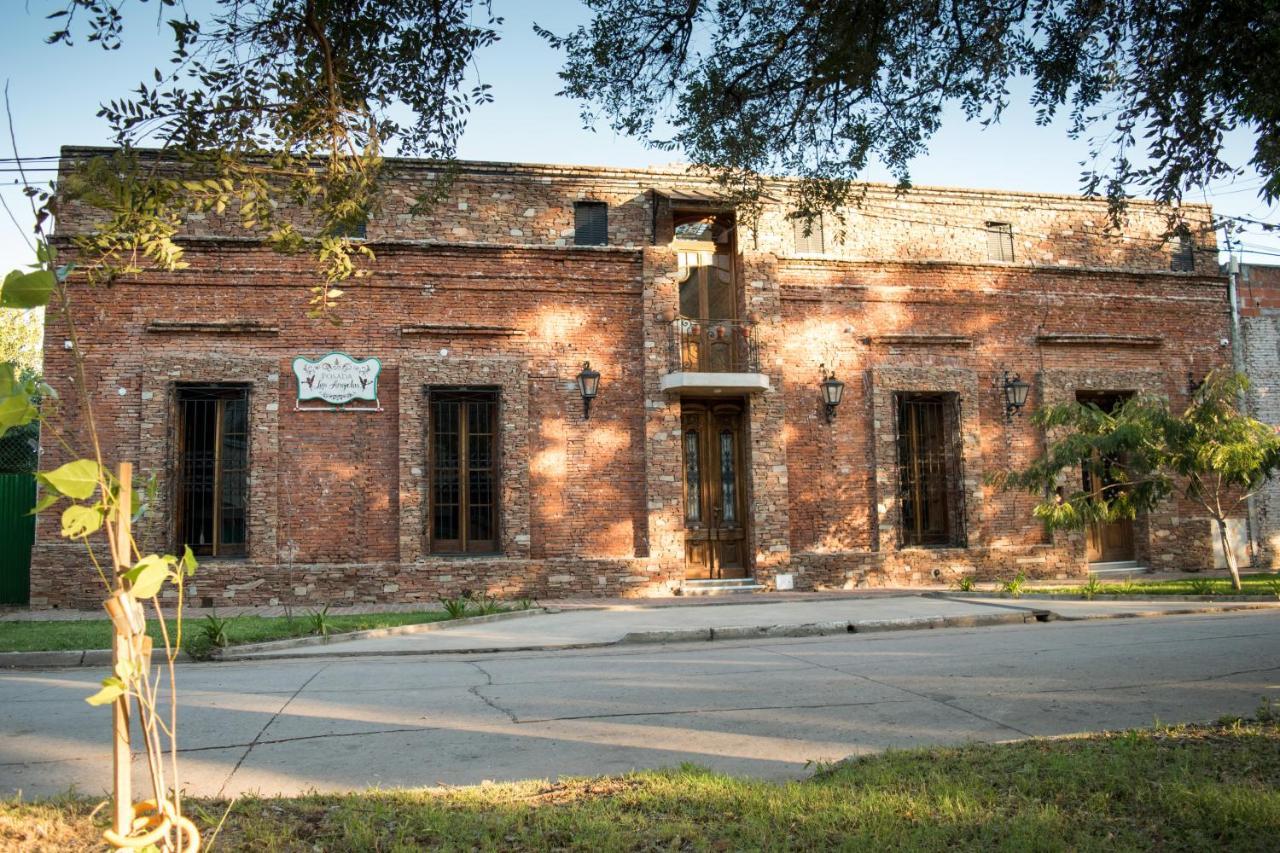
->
[1239,263,1280,567]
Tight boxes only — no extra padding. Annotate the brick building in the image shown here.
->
[31,146,1232,608]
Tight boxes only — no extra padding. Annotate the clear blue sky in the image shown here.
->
[2,0,1276,273]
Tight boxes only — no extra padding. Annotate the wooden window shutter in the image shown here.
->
[793,216,824,253]
[1171,231,1194,272]
[574,202,608,246]
[985,222,1014,262]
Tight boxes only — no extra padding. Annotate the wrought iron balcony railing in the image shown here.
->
[668,317,761,374]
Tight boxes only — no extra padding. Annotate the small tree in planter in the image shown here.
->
[995,372,1280,591]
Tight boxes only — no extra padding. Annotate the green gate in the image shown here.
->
[0,473,34,604]
[0,420,37,605]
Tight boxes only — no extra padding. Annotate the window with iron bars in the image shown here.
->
[175,384,250,557]
[895,392,967,547]
[428,387,500,554]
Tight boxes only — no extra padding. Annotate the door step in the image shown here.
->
[678,578,766,596]
[1088,560,1146,575]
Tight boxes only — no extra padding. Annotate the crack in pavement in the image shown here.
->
[467,661,519,724]
[513,697,919,724]
[470,663,808,690]
[763,646,1036,738]
[216,663,329,797]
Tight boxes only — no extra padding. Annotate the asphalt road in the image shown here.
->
[3,610,1278,798]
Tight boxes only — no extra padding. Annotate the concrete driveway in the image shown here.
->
[2,610,1278,798]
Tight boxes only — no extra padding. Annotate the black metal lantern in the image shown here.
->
[577,361,601,419]
[1002,371,1031,421]
[820,367,845,423]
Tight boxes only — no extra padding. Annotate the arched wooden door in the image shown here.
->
[681,399,748,579]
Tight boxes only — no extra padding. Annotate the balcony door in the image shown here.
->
[675,211,743,372]
[681,399,748,579]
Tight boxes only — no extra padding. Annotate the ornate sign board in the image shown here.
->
[292,352,383,411]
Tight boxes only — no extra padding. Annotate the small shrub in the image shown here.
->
[1114,577,1137,595]
[1257,696,1279,725]
[515,597,536,610]
[1189,578,1216,596]
[1000,572,1027,598]
[476,595,504,616]
[953,576,975,593]
[307,605,331,637]
[200,612,232,648]
[440,597,470,619]
[182,634,214,660]
[1268,578,1280,601]
[1081,575,1103,601]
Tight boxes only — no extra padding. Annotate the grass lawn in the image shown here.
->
[3,719,1278,851]
[0,610,453,657]
[1036,572,1280,597]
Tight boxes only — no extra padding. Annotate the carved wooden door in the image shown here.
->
[681,400,748,579]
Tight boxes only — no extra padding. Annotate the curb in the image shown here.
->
[211,607,547,659]
[0,609,546,669]
[618,610,1046,645]
[927,591,1280,603]
[3,600,1272,666]
[0,648,192,669]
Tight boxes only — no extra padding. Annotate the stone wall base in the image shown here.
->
[28,543,684,609]
[791,545,1086,590]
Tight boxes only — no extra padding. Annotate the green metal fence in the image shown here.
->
[0,419,37,605]
[0,473,34,605]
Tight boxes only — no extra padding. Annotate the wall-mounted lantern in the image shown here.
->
[577,361,601,419]
[1001,370,1031,421]
[820,365,845,423]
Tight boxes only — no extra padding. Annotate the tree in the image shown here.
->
[996,372,1280,590]
[0,308,41,373]
[540,0,1280,222]
[42,0,501,315]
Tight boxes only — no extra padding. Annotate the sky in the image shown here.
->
[1,0,1277,274]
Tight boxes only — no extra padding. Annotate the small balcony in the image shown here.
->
[660,317,771,395]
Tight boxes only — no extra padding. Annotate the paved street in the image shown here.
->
[2,610,1279,798]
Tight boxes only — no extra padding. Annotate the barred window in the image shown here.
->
[896,393,966,547]
[429,387,499,554]
[985,222,1015,262]
[176,384,249,557]
[793,215,824,253]
[574,201,608,246]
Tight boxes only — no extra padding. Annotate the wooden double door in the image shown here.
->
[681,399,748,579]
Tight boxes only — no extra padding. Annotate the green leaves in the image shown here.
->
[125,554,177,599]
[85,676,126,706]
[60,504,104,539]
[38,459,103,501]
[999,370,1280,536]
[0,362,39,435]
[0,268,54,309]
[180,545,198,577]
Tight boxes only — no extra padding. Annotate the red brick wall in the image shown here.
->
[29,152,1231,607]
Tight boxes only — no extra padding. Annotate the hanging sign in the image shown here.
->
[292,352,382,410]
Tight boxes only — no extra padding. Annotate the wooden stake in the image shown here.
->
[111,463,132,841]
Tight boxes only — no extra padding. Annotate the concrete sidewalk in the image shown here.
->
[222,594,1280,660]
